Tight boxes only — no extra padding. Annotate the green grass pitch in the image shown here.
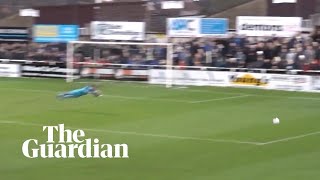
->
[0,77,320,180]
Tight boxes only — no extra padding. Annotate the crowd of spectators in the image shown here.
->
[171,32,320,70]
[0,42,66,61]
[74,32,320,70]
[74,44,167,66]
[2,31,320,70]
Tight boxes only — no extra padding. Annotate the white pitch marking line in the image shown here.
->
[0,87,55,93]
[288,97,320,101]
[171,88,248,96]
[0,87,250,104]
[260,131,320,145]
[102,94,189,103]
[190,95,251,104]
[0,120,261,146]
[76,81,248,96]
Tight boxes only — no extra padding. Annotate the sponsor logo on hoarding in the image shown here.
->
[236,16,302,37]
[167,18,200,37]
[34,26,58,37]
[171,19,196,31]
[21,65,76,78]
[269,74,311,91]
[271,75,307,83]
[272,85,303,91]
[201,18,228,35]
[91,21,145,41]
[23,66,68,73]
[168,18,228,37]
[0,27,29,42]
[0,29,28,34]
[33,25,79,42]
[240,24,283,31]
[96,24,141,36]
[115,69,148,79]
[229,74,268,86]
[149,69,228,86]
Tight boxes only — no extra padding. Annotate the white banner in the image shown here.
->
[149,69,228,86]
[227,72,312,91]
[269,75,312,91]
[167,18,200,37]
[161,1,184,9]
[236,16,302,37]
[149,70,315,92]
[91,21,145,41]
[312,76,320,91]
[272,0,296,3]
[0,64,20,77]
[22,66,75,73]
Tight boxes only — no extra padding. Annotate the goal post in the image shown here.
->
[66,41,174,87]
[66,42,74,83]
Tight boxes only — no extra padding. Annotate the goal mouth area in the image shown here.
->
[66,41,174,86]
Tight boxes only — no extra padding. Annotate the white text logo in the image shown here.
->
[22,124,129,159]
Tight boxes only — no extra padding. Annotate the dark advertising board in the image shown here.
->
[0,27,29,42]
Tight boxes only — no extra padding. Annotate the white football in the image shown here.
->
[273,118,280,124]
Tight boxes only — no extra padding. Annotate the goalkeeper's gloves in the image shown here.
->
[92,90,102,97]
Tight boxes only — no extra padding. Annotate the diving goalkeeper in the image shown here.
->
[57,85,102,99]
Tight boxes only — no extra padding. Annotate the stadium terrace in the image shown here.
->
[21,124,129,159]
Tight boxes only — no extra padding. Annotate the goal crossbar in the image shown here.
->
[69,41,172,46]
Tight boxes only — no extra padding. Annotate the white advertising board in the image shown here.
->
[237,16,302,37]
[312,76,320,91]
[0,64,20,77]
[149,70,315,92]
[149,69,228,86]
[273,0,296,3]
[269,74,312,91]
[91,21,145,41]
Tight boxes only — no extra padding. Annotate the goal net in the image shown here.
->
[66,41,174,87]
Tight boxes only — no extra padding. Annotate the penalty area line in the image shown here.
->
[0,120,261,146]
[259,131,320,145]
[101,94,190,103]
[190,95,251,104]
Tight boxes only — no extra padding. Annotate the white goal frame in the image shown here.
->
[66,41,174,87]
